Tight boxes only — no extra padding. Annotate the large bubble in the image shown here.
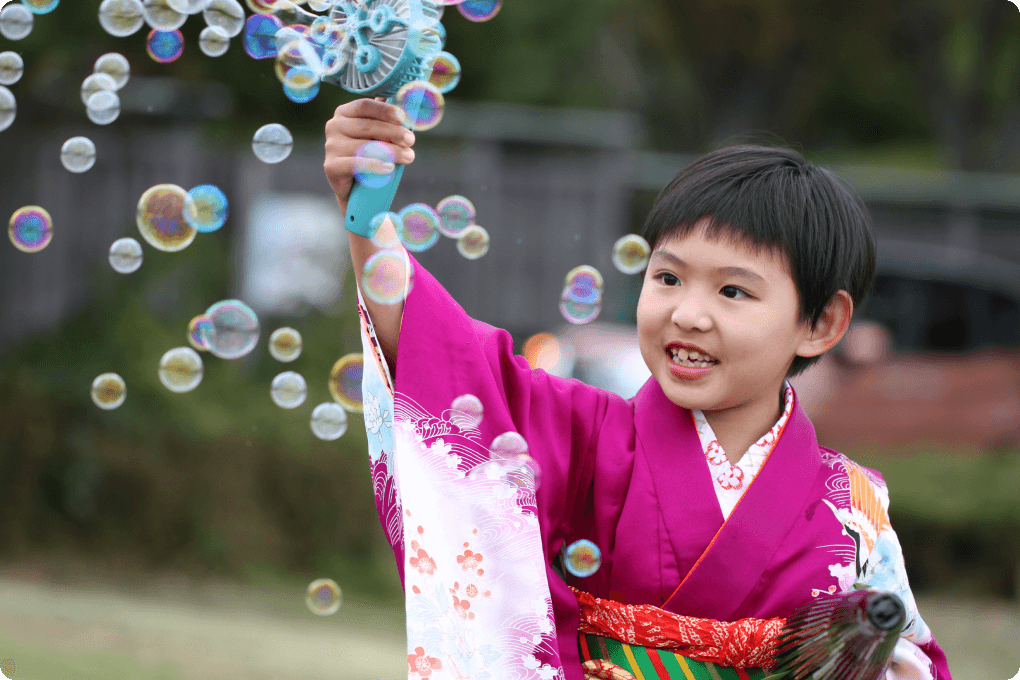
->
[60,137,97,173]
[394,80,444,132]
[142,0,187,30]
[270,371,307,408]
[167,0,208,13]
[23,0,60,15]
[93,53,131,90]
[564,539,602,578]
[109,237,143,274]
[397,203,440,252]
[91,373,126,410]
[244,13,281,59]
[0,85,14,132]
[0,4,34,41]
[305,578,342,616]
[202,299,260,360]
[158,347,204,393]
[451,394,483,428]
[252,123,293,163]
[457,0,501,22]
[369,212,403,249]
[98,0,146,37]
[80,73,118,106]
[204,0,245,37]
[353,141,396,189]
[147,29,185,63]
[329,353,363,413]
[86,90,121,125]
[457,225,489,260]
[136,184,197,252]
[612,234,650,275]
[361,249,407,305]
[183,184,229,232]
[199,25,231,57]
[310,402,348,441]
[435,195,474,238]
[0,52,24,86]
[426,51,461,94]
[268,327,302,362]
[9,206,53,253]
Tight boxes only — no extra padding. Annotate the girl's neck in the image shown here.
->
[702,382,787,466]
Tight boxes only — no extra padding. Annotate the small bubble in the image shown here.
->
[60,137,97,173]
[564,539,601,577]
[329,353,363,413]
[491,431,527,460]
[86,90,121,125]
[612,234,650,275]
[354,141,396,189]
[158,347,204,393]
[204,0,245,37]
[394,80,444,132]
[270,371,307,409]
[252,123,293,163]
[81,73,118,106]
[456,225,489,260]
[0,4,34,41]
[451,394,483,428]
[98,0,145,37]
[8,206,52,253]
[361,249,408,305]
[147,28,185,63]
[426,51,461,93]
[202,299,260,360]
[91,373,126,410]
[268,327,302,362]
[369,212,403,249]
[244,13,282,59]
[0,51,24,86]
[23,0,60,14]
[457,0,501,22]
[396,203,440,252]
[310,402,348,440]
[142,0,186,31]
[435,195,475,238]
[305,578,342,615]
[109,237,143,274]
[93,53,131,89]
[183,184,229,233]
[166,0,207,13]
[563,265,604,302]
[559,293,601,326]
[187,314,213,350]
[199,25,231,57]
[137,184,197,252]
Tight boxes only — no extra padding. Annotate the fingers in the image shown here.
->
[336,97,406,125]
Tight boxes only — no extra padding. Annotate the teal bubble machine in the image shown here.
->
[324,0,444,238]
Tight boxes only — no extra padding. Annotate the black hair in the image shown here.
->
[641,144,876,378]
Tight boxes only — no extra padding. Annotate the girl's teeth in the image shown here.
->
[689,351,700,360]
[675,348,689,361]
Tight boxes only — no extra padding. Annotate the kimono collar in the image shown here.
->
[633,377,822,620]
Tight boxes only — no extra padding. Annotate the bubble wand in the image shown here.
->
[320,0,443,239]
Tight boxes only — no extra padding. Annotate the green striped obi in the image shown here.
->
[579,633,780,680]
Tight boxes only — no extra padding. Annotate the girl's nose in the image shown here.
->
[670,292,712,332]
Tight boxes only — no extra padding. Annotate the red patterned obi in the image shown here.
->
[570,586,786,669]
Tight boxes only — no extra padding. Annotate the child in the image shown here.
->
[324,98,952,680]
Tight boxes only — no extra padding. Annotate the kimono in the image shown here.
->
[356,251,952,680]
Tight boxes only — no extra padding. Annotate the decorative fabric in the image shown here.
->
[571,586,783,669]
[691,381,795,519]
[578,633,773,680]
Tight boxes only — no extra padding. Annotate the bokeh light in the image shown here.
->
[523,332,562,373]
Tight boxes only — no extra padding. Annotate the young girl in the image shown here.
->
[324,98,952,680]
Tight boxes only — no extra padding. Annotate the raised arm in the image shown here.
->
[324,97,417,371]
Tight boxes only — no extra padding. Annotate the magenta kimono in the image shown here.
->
[356,253,952,680]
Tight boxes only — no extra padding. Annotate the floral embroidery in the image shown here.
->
[716,464,745,490]
[457,548,484,571]
[408,646,443,678]
[364,390,391,445]
[410,548,437,576]
[705,440,727,466]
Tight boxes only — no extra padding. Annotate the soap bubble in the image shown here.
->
[252,123,293,163]
[559,293,601,326]
[564,539,601,578]
[245,0,276,12]
[99,0,145,37]
[91,373,126,410]
[86,90,121,125]
[361,249,407,305]
[22,0,60,14]
[270,371,307,408]
[202,299,260,360]
[0,85,14,132]
[93,53,131,90]
[307,0,333,10]
[394,80,444,132]
[244,13,281,59]
[563,265,604,303]
[142,0,187,30]
[80,73,118,106]
[451,394,483,428]
[199,25,231,56]
[167,0,208,12]
[369,212,403,249]
[310,402,348,441]
[457,0,501,21]
[0,52,24,86]
[147,28,185,63]
[188,314,213,350]
[158,347,204,393]
[305,578,342,616]
[457,225,489,260]
[109,237,143,274]
[426,51,460,93]
[204,0,245,37]
[397,203,440,252]
[407,25,442,58]
[329,353,362,413]
[490,431,527,460]
[0,4,33,41]
[504,453,541,491]
[9,205,53,252]
[435,195,474,238]
[309,15,343,46]
[60,137,97,173]
[282,69,320,103]
[137,184,197,252]
[612,234,650,275]
[354,141,397,189]
[268,327,302,362]
[183,184,229,232]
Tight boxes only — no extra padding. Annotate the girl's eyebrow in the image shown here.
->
[649,250,766,286]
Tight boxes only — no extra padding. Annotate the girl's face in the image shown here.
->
[636,219,810,413]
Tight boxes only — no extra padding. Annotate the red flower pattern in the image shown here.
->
[716,464,745,490]
[456,549,483,571]
[407,646,443,677]
[409,548,437,575]
[452,594,471,619]
[705,440,727,466]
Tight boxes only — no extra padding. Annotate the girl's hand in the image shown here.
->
[323,96,417,214]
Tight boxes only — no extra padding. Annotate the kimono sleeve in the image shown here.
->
[852,469,953,680]
[357,250,610,680]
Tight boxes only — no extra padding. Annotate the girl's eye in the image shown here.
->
[655,272,680,286]
[721,285,749,300]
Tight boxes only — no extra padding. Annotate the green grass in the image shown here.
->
[0,633,191,680]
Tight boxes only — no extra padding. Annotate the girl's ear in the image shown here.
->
[796,290,853,359]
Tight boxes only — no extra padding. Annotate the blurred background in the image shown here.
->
[1,0,1019,678]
